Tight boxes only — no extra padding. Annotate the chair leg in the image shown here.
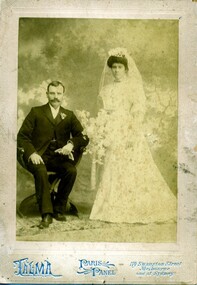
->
[68,201,79,217]
[17,193,37,218]
[17,177,80,218]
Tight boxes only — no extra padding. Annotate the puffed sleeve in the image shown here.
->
[97,85,108,111]
[97,94,104,110]
[97,84,113,111]
[129,78,146,127]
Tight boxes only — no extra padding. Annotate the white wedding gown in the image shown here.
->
[90,77,177,224]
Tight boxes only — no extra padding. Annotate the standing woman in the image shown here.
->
[90,48,177,224]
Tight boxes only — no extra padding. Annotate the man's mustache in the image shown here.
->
[51,99,60,102]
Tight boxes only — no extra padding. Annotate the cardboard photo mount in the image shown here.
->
[0,0,197,284]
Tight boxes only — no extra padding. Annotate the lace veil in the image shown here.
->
[91,48,146,189]
[99,47,144,94]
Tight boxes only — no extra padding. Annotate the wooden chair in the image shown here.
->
[17,145,86,218]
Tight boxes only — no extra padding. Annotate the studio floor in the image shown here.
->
[16,204,177,243]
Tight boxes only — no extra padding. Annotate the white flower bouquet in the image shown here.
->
[76,109,112,164]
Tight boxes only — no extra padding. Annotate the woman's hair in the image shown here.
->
[107,55,129,70]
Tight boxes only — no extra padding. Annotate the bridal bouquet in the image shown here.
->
[76,109,112,164]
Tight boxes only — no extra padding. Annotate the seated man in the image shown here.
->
[17,80,89,229]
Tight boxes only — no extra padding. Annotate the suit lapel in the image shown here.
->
[54,112,62,125]
[55,106,67,126]
[42,104,56,125]
[42,104,67,126]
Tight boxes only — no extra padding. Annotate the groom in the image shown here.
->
[17,80,89,229]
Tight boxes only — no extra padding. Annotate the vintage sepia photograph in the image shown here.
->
[16,18,178,243]
[0,0,196,283]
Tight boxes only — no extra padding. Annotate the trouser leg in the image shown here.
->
[26,162,53,215]
[53,162,77,214]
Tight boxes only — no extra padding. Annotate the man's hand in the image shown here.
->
[55,143,74,160]
[29,153,44,164]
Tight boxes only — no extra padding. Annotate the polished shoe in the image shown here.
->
[53,212,67,222]
[39,213,53,229]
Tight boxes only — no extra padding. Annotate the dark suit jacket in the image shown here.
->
[17,103,89,163]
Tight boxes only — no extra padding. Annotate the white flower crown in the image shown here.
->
[108,47,129,58]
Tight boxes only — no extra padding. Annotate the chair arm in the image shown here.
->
[17,147,27,169]
[74,146,87,166]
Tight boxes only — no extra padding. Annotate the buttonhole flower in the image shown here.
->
[60,113,67,120]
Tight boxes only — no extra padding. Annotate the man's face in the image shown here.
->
[47,85,64,109]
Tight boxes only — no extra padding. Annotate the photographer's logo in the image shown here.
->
[13,258,62,278]
[77,259,116,277]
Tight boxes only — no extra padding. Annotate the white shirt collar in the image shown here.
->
[49,104,60,119]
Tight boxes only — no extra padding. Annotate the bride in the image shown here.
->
[90,48,177,224]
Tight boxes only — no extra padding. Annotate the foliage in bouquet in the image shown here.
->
[76,109,112,164]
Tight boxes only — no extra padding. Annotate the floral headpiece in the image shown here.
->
[108,47,129,58]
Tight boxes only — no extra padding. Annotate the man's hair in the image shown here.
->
[47,81,65,93]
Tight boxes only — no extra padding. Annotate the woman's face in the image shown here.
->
[111,63,127,81]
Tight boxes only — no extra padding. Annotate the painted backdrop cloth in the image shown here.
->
[90,77,177,224]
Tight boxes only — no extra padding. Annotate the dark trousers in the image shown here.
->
[26,152,77,215]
